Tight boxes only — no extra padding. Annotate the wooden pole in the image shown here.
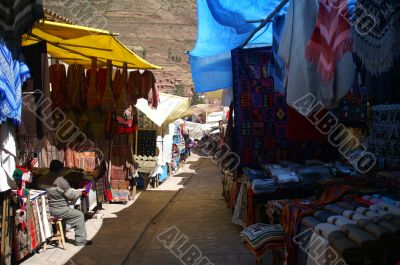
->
[240,0,289,48]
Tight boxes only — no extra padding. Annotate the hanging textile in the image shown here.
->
[49,64,67,109]
[21,41,52,139]
[86,59,101,110]
[13,191,52,262]
[352,0,400,75]
[305,0,352,83]
[116,65,129,115]
[270,14,286,94]
[101,61,115,111]
[278,0,354,109]
[0,0,44,40]
[112,69,122,101]
[333,71,368,128]
[127,70,159,107]
[365,57,400,105]
[0,123,17,192]
[0,39,30,126]
[232,46,288,166]
[286,107,325,142]
[66,63,86,110]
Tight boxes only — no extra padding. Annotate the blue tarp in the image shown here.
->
[190,0,357,94]
[190,0,286,93]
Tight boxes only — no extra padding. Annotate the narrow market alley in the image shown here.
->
[23,155,270,265]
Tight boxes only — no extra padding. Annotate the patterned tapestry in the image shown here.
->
[232,47,288,166]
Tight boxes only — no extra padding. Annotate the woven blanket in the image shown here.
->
[352,0,400,75]
[305,0,352,82]
[232,47,288,167]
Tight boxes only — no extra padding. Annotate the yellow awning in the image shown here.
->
[21,20,162,69]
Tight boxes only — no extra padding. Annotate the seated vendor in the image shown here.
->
[46,160,92,246]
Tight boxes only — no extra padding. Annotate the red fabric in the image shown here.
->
[246,187,255,227]
[282,185,351,265]
[97,68,107,97]
[115,125,137,135]
[286,107,325,142]
[305,0,352,82]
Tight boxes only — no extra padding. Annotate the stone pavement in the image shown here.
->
[22,155,272,265]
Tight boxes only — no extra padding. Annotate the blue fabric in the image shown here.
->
[158,165,168,182]
[190,0,286,93]
[0,40,30,125]
[270,14,286,94]
[190,0,357,94]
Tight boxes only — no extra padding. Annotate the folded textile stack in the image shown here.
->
[241,223,285,250]
[251,179,279,194]
[243,167,268,181]
[295,165,333,187]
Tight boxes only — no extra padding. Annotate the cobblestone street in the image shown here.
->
[23,155,271,265]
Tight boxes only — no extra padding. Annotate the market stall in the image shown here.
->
[0,13,163,262]
[134,93,190,189]
[191,0,400,264]
[18,20,162,203]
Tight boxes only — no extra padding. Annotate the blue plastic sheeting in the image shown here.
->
[190,0,356,94]
[190,0,286,93]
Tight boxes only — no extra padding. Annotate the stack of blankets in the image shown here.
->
[240,223,285,250]
[245,162,357,195]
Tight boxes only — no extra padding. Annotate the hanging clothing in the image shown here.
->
[66,64,86,110]
[86,59,101,110]
[116,66,129,115]
[0,122,17,192]
[127,70,159,107]
[352,0,400,75]
[271,14,286,94]
[278,0,354,109]
[101,65,115,111]
[112,69,122,101]
[49,64,67,109]
[305,0,352,83]
[0,40,30,125]
[0,0,44,40]
[365,57,400,105]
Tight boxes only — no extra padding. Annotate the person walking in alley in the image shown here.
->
[46,160,92,246]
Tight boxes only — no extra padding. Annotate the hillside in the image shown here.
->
[44,0,198,95]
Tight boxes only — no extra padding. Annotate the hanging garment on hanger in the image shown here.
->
[86,59,101,109]
[115,66,129,115]
[128,70,158,107]
[101,62,115,111]
[0,39,30,126]
[66,63,86,110]
[352,0,400,75]
[112,69,122,101]
[49,64,67,109]
[305,0,352,83]
[278,0,354,110]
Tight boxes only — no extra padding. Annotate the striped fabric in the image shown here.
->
[66,63,86,109]
[101,62,115,111]
[0,40,30,125]
[0,0,44,40]
[49,64,67,109]
[241,223,284,249]
[305,0,352,83]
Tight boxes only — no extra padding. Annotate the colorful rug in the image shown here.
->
[232,47,288,166]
